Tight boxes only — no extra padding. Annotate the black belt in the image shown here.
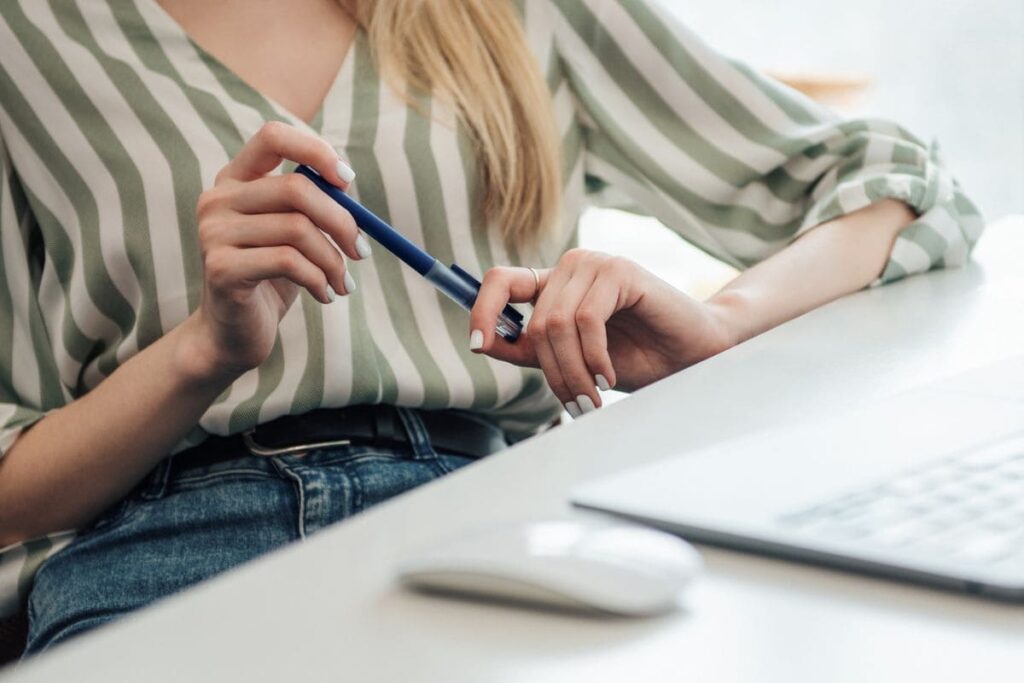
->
[174,405,507,470]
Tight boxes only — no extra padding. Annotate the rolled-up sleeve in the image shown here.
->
[550,0,984,284]
[0,133,64,457]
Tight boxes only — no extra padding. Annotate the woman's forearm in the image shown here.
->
[0,124,362,547]
[706,199,917,347]
[0,314,237,546]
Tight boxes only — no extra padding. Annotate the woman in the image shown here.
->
[0,0,981,655]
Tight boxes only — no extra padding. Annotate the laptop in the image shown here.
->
[571,355,1024,601]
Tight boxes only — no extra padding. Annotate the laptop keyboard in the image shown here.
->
[779,436,1024,569]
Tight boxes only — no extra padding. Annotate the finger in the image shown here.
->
[217,213,353,297]
[470,267,549,352]
[533,326,575,409]
[225,174,369,262]
[528,266,576,408]
[218,121,355,188]
[575,275,620,391]
[530,261,569,315]
[205,245,335,304]
[480,329,539,367]
[542,269,603,411]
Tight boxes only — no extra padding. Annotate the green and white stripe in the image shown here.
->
[0,0,983,615]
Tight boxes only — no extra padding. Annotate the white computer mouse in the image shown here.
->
[396,517,702,616]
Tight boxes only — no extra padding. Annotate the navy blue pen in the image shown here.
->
[295,164,524,342]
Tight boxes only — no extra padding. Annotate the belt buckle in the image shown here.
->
[241,430,352,457]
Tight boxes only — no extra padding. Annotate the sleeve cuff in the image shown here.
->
[796,142,985,286]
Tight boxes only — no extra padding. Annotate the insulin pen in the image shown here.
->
[295,164,524,342]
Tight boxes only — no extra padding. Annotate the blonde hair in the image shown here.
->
[344,0,562,249]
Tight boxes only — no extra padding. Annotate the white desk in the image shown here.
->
[5,218,1024,682]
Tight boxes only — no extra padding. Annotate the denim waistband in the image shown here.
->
[137,406,449,501]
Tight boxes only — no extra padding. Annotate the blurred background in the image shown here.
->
[580,0,1024,301]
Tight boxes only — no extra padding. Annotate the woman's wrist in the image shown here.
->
[699,198,917,359]
[702,289,752,353]
[170,313,247,393]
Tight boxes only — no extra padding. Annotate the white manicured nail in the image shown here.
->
[469,329,484,350]
[565,401,582,418]
[577,394,596,414]
[344,271,357,294]
[337,159,356,184]
[325,285,337,303]
[595,374,611,391]
[355,233,373,259]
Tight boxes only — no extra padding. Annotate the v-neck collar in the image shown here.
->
[141,0,357,134]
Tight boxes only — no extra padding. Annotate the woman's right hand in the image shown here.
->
[185,122,369,381]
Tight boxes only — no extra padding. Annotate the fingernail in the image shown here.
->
[565,401,582,418]
[355,233,373,259]
[469,329,484,351]
[576,394,596,414]
[595,374,611,391]
[344,271,357,294]
[337,159,356,184]
[325,285,337,303]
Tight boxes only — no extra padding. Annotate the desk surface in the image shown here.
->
[6,218,1024,682]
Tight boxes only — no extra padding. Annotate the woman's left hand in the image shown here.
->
[469,249,736,416]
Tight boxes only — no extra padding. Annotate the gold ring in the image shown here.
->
[528,267,541,301]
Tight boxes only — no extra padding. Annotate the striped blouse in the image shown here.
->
[0,0,983,615]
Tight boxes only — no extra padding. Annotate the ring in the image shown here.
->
[527,267,541,302]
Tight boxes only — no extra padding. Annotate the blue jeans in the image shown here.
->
[24,408,477,656]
